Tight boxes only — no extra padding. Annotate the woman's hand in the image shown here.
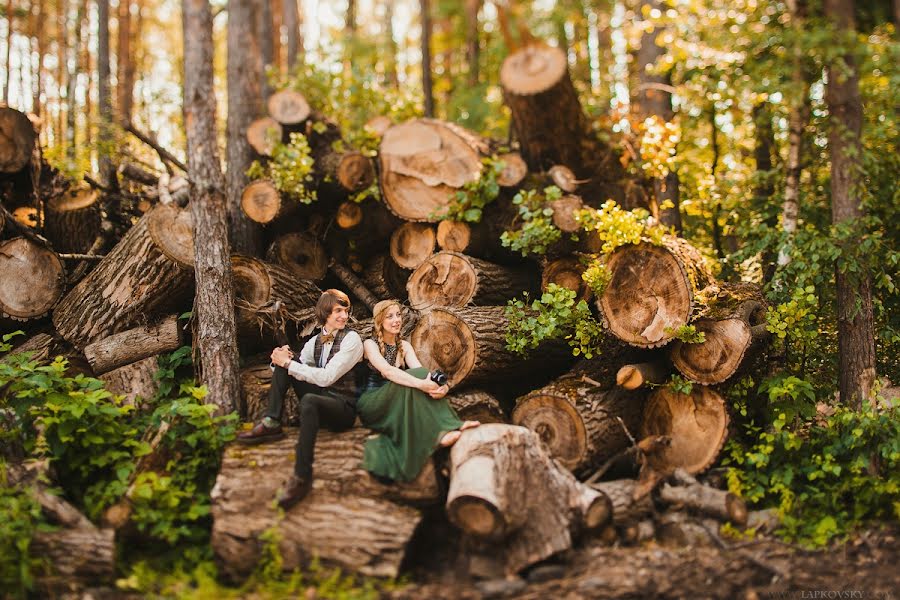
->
[427,384,450,399]
[418,377,440,393]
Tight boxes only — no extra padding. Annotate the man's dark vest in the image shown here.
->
[312,328,361,399]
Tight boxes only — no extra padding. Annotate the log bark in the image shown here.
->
[84,314,181,374]
[240,362,300,423]
[232,255,321,346]
[598,236,714,348]
[362,254,410,301]
[42,186,101,253]
[407,251,537,310]
[390,221,436,269]
[0,106,38,173]
[445,389,505,424]
[541,256,590,301]
[447,424,610,574]
[512,369,644,475]
[435,220,492,258]
[211,428,438,579]
[379,118,488,221]
[496,152,527,187]
[52,204,194,348]
[266,231,328,281]
[616,361,671,390]
[589,478,654,527]
[640,386,729,475]
[0,237,66,321]
[98,355,160,406]
[659,468,748,525]
[410,306,571,388]
[240,179,284,224]
[669,283,769,385]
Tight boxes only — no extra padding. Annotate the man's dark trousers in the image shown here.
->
[265,365,356,479]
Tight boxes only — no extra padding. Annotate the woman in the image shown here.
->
[357,299,479,482]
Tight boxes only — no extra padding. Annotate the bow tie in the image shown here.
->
[320,332,335,343]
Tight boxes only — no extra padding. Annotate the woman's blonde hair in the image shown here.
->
[372,299,405,367]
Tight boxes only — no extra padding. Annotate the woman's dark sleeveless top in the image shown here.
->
[364,342,399,391]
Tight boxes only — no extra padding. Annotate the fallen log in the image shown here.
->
[598,236,715,348]
[240,362,300,424]
[616,361,671,390]
[362,254,410,301]
[379,118,488,222]
[589,478,654,527]
[83,315,181,374]
[541,256,590,301]
[390,222,436,270]
[52,204,194,348]
[240,179,284,224]
[98,355,160,406]
[447,424,610,574]
[42,185,101,253]
[211,428,439,579]
[406,251,537,309]
[512,369,645,475]
[496,152,528,187]
[640,386,729,475]
[669,282,769,385]
[0,237,66,321]
[267,89,311,125]
[445,389,505,424]
[266,232,328,281]
[409,305,572,388]
[0,106,38,173]
[659,468,748,526]
[246,116,283,156]
[435,220,491,257]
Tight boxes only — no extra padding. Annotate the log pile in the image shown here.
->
[1,30,772,585]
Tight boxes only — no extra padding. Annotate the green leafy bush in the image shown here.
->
[500,186,565,256]
[575,200,666,255]
[437,156,504,223]
[0,482,53,598]
[247,132,317,204]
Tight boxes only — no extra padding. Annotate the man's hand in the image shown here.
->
[427,384,449,400]
[271,346,294,369]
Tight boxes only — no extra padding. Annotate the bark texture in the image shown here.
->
[83,314,181,374]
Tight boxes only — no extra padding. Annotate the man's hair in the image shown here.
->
[315,289,351,325]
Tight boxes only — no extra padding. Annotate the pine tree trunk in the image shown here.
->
[283,0,302,67]
[97,0,116,187]
[259,0,273,100]
[116,0,134,123]
[183,0,241,415]
[541,256,591,301]
[824,0,876,409]
[464,0,480,87]
[407,251,538,309]
[226,0,265,255]
[420,0,434,117]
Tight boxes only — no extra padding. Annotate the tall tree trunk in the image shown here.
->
[282,0,301,68]
[55,0,67,146]
[116,0,134,123]
[824,0,876,409]
[66,0,85,163]
[383,0,397,87]
[752,102,776,282]
[259,0,273,100]
[97,0,115,187]
[709,105,724,260]
[635,0,681,232]
[183,0,241,414]
[464,0,480,87]
[80,6,91,153]
[32,0,45,119]
[226,0,264,255]
[420,0,434,117]
[3,0,11,105]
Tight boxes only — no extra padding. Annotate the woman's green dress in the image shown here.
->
[356,346,463,482]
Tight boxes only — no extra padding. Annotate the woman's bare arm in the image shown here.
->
[364,340,438,391]
[403,341,449,399]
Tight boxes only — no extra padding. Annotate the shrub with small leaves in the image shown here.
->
[501,186,565,256]
[437,156,504,223]
[575,200,666,255]
[581,260,612,297]
[247,132,317,204]
[666,374,694,395]
[666,324,707,344]
[0,481,53,598]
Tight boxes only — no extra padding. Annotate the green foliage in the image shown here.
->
[500,186,565,257]
[505,284,605,358]
[724,401,900,546]
[437,156,504,223]
[247,132,317,204]
[581,260,612,297]
[0,481,53,599]
[665,324,707,344]
[666,374,694,396]
[576,201,667,255]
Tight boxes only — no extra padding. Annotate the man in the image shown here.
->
[237,289,363,510]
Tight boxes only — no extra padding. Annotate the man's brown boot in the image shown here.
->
[277,475,312,510]
[236,421,285,445]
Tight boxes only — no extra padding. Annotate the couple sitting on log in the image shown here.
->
[237,289,480,509]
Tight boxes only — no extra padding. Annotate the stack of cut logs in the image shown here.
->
[1,44,770,588]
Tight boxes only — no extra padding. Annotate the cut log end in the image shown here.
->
[336,202,364,229]
[336,152,375,191]
[147,204,195,267]
[542,256,589,301]
[390,222,436,270]
[407,251,477,309]
[549,194,584,231]
[365,115,393,137]
[436,220,472,253]
[0,238,66,320]
[511,393,587,471]
[496,152,528,187]
[500,45,568,96]
[616,362,670,390]
[409,309,476,387]
[670,318,752,385]
[0,107,38,172]
[48,186,99,212]
[241,180,282,224]
[448,497,507,541]
[246,117,283,156]
[549,165,579,193]
[641,386,729,475]
[267,90,311,125]
[267,232,328,281]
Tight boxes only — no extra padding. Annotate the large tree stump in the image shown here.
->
[598,236,715,348]
[0,237,66,321]
[640,386,729,475]
[446,389,505,424]
[232,255,321,345]
[447,424,610,575]
[669,282,769,385]
[379,119,488,221]
[362,254,410,301]
[407,251,537,309]
[410,306,571,388]
[0,107,38,173]
[83,314,181,374]
[52,204,194,348]
[512,368,645,475]
[266,232,328,281]
[43,186,101,253]
[211,428,439,579]
[98,355,160,406]
[390,222,436,270]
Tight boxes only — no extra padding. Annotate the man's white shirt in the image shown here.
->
[282,329,364,387]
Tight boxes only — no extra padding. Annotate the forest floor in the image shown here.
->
[390,525,900,600]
